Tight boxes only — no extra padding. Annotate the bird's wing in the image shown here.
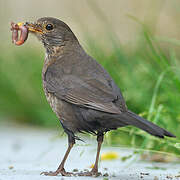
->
[44,64,122,114]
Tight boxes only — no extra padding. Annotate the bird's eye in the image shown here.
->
[45,24,54,31]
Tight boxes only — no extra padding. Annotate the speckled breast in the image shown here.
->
[44,88,58,114]
[42,55,61,118]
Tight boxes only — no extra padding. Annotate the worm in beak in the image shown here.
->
[11,22,29,46]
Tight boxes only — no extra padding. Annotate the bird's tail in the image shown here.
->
[119,110,175,138]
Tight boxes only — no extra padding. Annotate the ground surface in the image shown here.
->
[0,122,179,180]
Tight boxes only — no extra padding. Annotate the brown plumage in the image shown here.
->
[12,17,175,177]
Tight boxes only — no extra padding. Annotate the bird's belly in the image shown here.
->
[44,88,63,118]
[46,92,58,113]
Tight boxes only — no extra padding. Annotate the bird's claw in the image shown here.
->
[40,171,58,176]
[77,170,101,177]
[40,169,101,177]
[40,169,74,176]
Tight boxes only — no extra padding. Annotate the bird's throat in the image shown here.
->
[46,45,65,58]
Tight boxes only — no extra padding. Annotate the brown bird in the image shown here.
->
[12,17,175,176]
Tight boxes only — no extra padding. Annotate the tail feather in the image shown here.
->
[120,110,176,138]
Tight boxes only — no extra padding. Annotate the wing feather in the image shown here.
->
[44,64,121,114]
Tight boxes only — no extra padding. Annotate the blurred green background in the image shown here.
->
[0,0,180,159]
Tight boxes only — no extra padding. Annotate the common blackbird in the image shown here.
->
[11,17,175,177]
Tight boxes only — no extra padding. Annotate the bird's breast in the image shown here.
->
[44,89,59,113]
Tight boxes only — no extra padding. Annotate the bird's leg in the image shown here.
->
[78,133,103,177]
[91,133,103,175]
[41,135,75,176]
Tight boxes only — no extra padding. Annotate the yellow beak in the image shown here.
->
[18,22,43,33]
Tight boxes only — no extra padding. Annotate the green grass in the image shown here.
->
[0,45,58,127]
[83,24,180,157]
[0,17,180,158]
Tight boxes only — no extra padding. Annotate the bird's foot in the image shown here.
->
[41,168,73,176]
[40,171,59,176]
[77,169,101,177]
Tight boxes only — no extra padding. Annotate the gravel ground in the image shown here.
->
[0,122,179,180]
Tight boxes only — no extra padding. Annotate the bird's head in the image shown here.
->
[25,17,78,52]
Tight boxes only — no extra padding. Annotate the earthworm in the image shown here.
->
[11,22,29,46]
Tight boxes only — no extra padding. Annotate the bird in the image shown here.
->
[14,17,175,176]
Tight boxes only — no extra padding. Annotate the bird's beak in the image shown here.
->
[18,22,43,34]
